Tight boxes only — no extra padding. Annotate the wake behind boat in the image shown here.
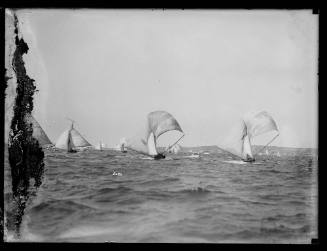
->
[217,110,279,163]
[125,110,184,160]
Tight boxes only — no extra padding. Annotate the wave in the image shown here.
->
[30,199,96,214]
[178,187,211,195]
[260,224,310,234]
[262,213,307,223]
[96,186,133,195]
[138,177,180,186]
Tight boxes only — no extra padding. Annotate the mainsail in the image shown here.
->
[67,130,75,152]
[218,110,279,160]
[126,111,184,156]
[25,114,52,146]
[55,122,92,150]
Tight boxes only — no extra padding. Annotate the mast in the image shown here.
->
[67,129,74,152]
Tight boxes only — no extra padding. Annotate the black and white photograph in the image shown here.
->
[3,9,318,243]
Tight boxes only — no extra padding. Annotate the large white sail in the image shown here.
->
[242,134,254,159]
[147,132,158,155]
[243,110,279,139]
[146,111,183,139]
[67,130,75,152]
[25,114,53,146]
[70,128,92,147]
[218,119,247,159]
[218,111,278,160]
[126,111,184,156]
[55,123,91,150]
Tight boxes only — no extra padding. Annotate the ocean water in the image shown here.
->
[4,147,318,243]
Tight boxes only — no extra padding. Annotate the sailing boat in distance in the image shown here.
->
[95,141,109,151]
[218,110,279,163]
[55,119,92,153]
[119,138,128,153]
[125,111,184,160]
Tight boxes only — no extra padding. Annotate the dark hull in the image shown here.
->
[154,153,166,160]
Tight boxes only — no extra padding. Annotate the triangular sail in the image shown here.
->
[67,130,75,152]
[25,114,52,146]
[70,128,92,147]
[126,111,184,156]
[242,134,254,159]
[218,119,247,159]
[147,132,158,155]
[55,130,70,150]
[55,123,91,150]
[218,111,278,160]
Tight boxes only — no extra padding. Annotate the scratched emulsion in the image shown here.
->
[4,146,317,243]
[4,11,45,238]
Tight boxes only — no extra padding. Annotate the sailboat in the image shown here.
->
[120,143,127,153]
[218,110,279,163]
[55,120,92,152]
[25,114,53,147]
[95,141,105,151]
[119,137,127,153]
[125,111,184,159]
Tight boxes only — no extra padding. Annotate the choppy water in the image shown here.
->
[4,147,318,243]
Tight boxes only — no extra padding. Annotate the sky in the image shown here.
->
[6,9,318,148]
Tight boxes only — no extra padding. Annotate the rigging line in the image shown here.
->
[254,133,280,156]
[163,134,185,154]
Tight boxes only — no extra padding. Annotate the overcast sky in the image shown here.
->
[8,9,318,148]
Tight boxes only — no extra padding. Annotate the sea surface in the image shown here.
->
[4,146,318,243]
